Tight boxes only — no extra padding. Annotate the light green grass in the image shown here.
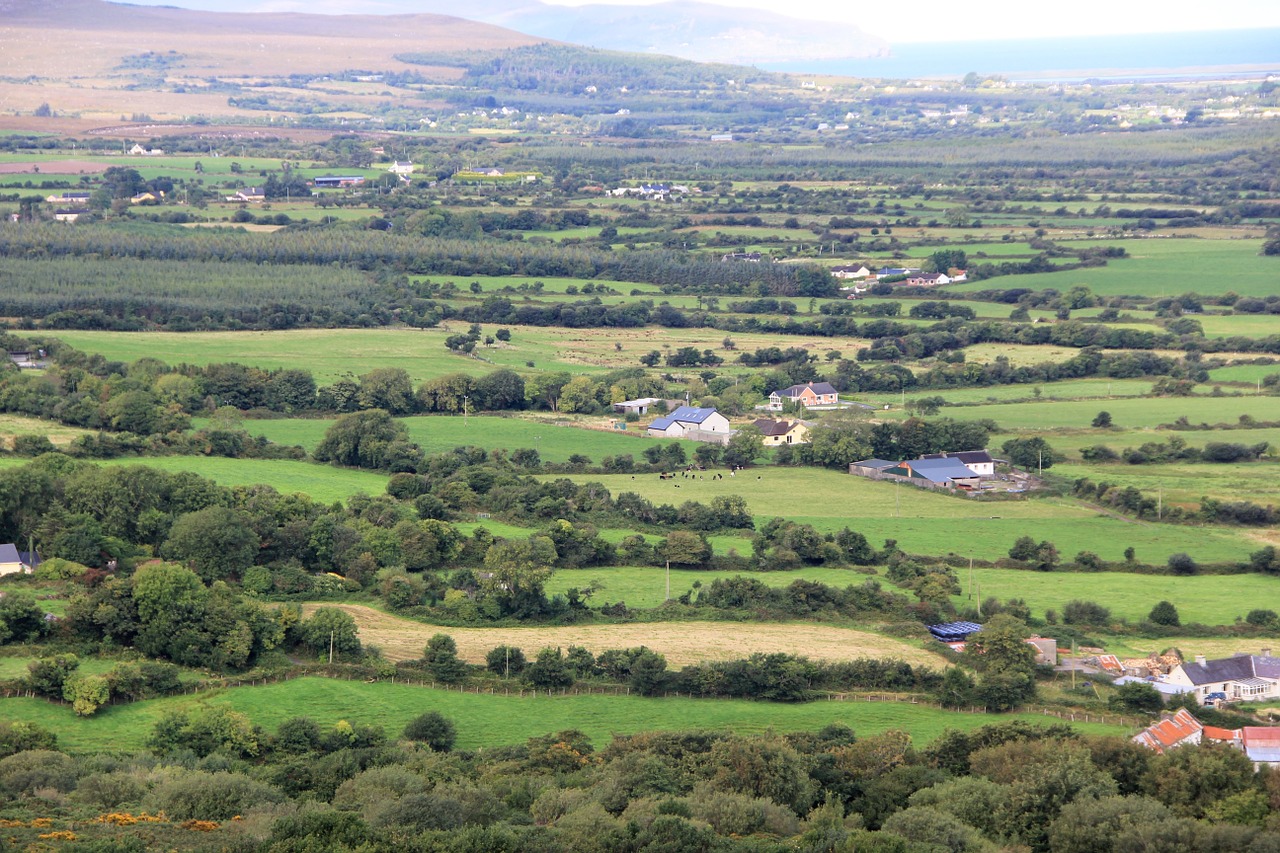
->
[216,415,679,461]
[948,567,1280,625]
[1207,364,1280,384]
[540,468,1256,562]
[948,239,1274,298]
[90,457,387,504]
[935,395,1280,430]
[1197,314,1280,339]
[0,676,1126,754]
[1052,460,1280,506]
[546,565,877,608]
[49,328,505,385]
[1012,426,1280,458]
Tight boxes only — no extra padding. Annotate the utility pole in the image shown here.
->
[328,631,335,664]
[665,559,671,601]
[463,395,469,427]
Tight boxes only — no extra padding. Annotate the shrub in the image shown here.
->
[1167,553,1198,575]
[486,645,527,676]
[1062,600,1111,625]
[146,770,284,820]
[0,749,76,796]
[1148,601,1180,627]
[403,712,457,752]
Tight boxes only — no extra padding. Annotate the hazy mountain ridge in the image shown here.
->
[8,0,889,66]
[0,0,544,78]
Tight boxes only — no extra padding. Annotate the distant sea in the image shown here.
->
[759,28,1280,81]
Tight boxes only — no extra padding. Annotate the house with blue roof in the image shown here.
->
[646,406,731,442]
[886,457,981,489]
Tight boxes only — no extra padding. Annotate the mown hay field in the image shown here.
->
[298,603,948,670]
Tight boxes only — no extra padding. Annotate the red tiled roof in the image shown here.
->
[1203,726,1241,742]
[1134,708,1202,753]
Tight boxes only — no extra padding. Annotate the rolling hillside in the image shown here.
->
[0,0,542,78]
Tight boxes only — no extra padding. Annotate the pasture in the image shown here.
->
[1052,460,1280,508]
[944,567,1280,625]
[88,457,388,504]
[543,468,1257,562]
[933,394,1280,430]
[300,603,948,669]
[217,414,680,462]
[948,238,1273,298]
[47,324,867,384]
[0,677,1126,754]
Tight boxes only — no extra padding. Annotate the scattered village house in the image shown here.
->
[905,272,951,287]
[0,543,39,576]
[613,397,665,417]
[751,418,810,446]
[877,457,981,490]
[919,450,995,478]
[45,192,91,205]
[312,176,366,189]
[768,381,839,411]
[1132,709,1280,768]
[1132,708,1204,753]
[1164,650,1280,703]
[831,265,872,279]
[388,161,415,175]
[54,209,87,222]
[645,406,732,444]
[128,144,163,156]
[226,187,265,203]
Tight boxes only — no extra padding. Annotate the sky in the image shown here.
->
[116,0,1280,44]
[535,0,1280,43]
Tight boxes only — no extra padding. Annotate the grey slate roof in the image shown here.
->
[1178,655,1280,686]
[0,543,21,564]
[906,457,978,483]
[852,459,897,470]
[774,382,838,399]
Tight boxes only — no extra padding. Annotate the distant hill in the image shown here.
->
[0,0,544,79]
[31,0,889,66]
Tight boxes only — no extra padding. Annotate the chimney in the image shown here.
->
[1195,655,1207,666]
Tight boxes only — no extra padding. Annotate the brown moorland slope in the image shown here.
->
[0,0,542,77]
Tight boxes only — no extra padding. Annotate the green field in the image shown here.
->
[50,328,507,385]
[1207,364,1280,384]
[214,414,680,462]
[0,676,1126,754]
[549,564,1280,627]
[1053,460,1280,507]
[546,565,877,608]
[542,468,1257,563]
[935,394,1280,430]
[948,239,1273,298]
[48,324,862,385]
[50,457,389,504]
[945,567,1280,625]
[1017,426,1280,458]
